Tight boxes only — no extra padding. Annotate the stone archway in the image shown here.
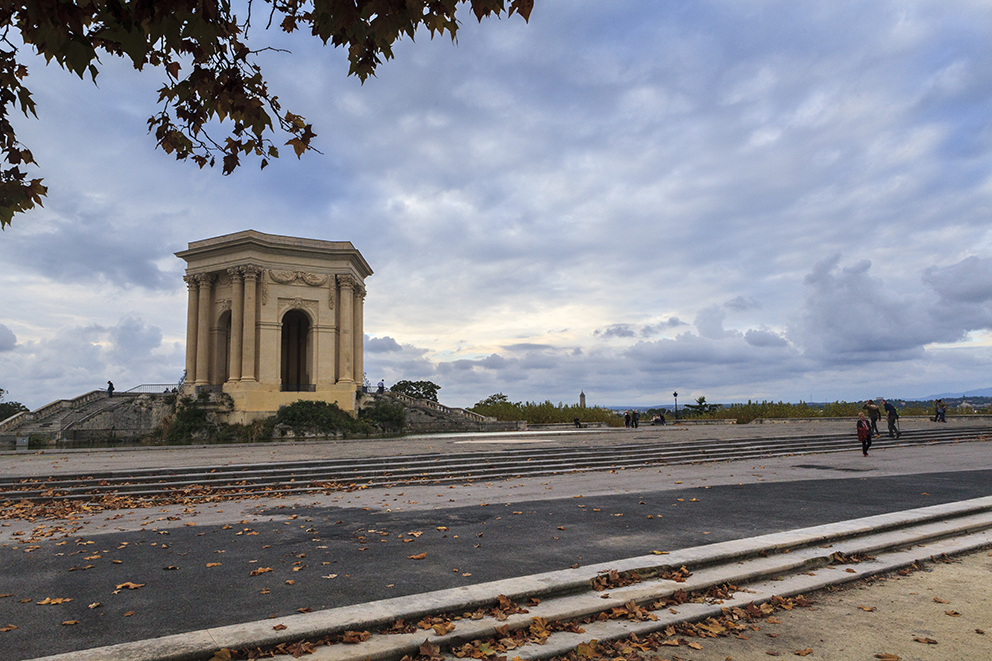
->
[280,309,312,391]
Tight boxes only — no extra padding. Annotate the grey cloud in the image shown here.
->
[923,257,992,304]
[0,324,15,352]
[366,336,404,353]
[744,329,788,347]
[725,296,761,311]
[641,317,688,336]
[594,324,636,338]
[503,343,554,351]
[694,305,739,340]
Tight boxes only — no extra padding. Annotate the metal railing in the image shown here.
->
[125,384,180,394]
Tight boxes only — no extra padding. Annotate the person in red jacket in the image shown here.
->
[857,412,872,456]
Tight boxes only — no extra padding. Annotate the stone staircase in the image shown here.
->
[373,391,523,433]
[0,391,140,445]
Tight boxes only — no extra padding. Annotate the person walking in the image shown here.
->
[632,410,640,428]
[934,399,946,423]
[857,412,872,456]
[377,379,385,394]
[107,381,115,398]
[881,399,901,438]
[863,399,881,437]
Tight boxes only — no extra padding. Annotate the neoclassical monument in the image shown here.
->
[176,230,372,421]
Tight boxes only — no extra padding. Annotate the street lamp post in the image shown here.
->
[673,391,678,419]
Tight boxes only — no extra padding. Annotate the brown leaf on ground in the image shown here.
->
[0,625,17,632]
[208,650,234,661]
[859,605,877,612]
[115,582,145,590]
[61,620,78,626]
[206,563,222,567]
[687,642,702,650]
[945,611,961,617]
[37,597,72,605]
[343,630,371,644]
[88,602,100,609]
[272,624,287,631]
[794,649,814,656]
[123,611,135,617]
[874,655,900,661]
[976,629,985,635]
[933,597,949,603]
[432,621,456,636]
[248,567,272,576]
[913,637,938,644]
[408,552,427,560]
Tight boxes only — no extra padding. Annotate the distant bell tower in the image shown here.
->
[579,391,586,408]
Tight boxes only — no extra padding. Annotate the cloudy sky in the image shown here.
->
[2,0,991,411]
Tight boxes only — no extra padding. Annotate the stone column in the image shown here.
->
[227,268,244,382]
[183,275,199,386]
[240,265,261,382]
[337,274,355,383]
[353,283,365,389]
[194,273,215,386]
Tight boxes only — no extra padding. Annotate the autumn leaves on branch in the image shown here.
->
[0,0,535,229]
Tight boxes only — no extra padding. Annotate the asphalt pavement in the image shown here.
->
[1,421,991,660]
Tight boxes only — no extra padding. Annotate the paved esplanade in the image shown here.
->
[1,419,990,660]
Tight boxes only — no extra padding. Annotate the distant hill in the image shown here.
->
[921,386,992,399]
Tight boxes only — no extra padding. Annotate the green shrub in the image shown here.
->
[275,400,369,437]
[470,393,621,427]
[359,398,406,433]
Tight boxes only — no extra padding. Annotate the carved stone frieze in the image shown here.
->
[218,299,232,312]
[226,266,243,282]
[194,273,216,287]
[278,297,319,315]
[270,270,329,286]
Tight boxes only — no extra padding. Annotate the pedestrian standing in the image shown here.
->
[881,399,901,438]
[632,410,640,428]
[623,411,631,428]
[857,412,872,456]
[863,399,881,436]
[107,381,115,398]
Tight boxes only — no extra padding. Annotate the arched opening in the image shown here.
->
[281,309,312,391]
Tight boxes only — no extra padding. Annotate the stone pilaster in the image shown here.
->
[194,273,215,385]
[227,267,244,382]
[354,283,365,389]
[240,265,261,382]
[337,274,355,383]
[183,275,199,386]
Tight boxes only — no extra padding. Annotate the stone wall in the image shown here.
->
[62,394,175,442]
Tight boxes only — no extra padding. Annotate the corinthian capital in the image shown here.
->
[226,266,243,281]
[336,274,358,290]
[240,265,263,281]
[194,273,216,287]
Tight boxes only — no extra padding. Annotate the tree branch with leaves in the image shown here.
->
[0,0,535,229]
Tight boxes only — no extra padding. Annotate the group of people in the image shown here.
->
[857,398,901,457]
[623,410,640,428]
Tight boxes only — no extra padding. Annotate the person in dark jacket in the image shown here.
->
[863,399,881,436]
[881,399,901,438]
[857,412,872,456]
[107,381,115,398]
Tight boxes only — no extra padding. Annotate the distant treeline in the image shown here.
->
[470,394,622,426]
[660,399,986,424]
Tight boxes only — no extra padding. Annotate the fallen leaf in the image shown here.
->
[688,642,702,650]
[767,617,782,624]
[859,605,877,612]
[123,611,135,617]
[206,563,222,568]
[913,637,938,644]
[285,580,295,585]
[794,650,814,657]
[61,620,78,626]
[322,574,338,579]
[432,622,456,636]
[651,550,669,555]
[408,552,427,560]
[945,611,961,617]
[208,650,234,661]
[976,629,985,635]
[874,655,900,661]
[0,625,17,632]
[249,567,272,576]
[115,582,145,590]
[933,597,949,604]
[273,624,287,631]
[88,603,101,609]
[37,597,72,605]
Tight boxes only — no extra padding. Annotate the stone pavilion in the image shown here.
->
[176,230,372,422]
